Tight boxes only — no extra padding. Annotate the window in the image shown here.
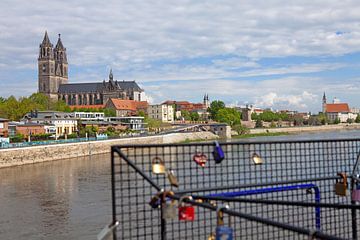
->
[0,123,3,129]
[42,64,46,73]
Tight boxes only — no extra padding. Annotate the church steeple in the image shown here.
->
[39,31,53,59]
[322,92,327,113]
[109,69,114,81]
[54,34,67,63]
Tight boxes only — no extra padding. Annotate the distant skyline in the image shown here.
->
[1,1,360,113]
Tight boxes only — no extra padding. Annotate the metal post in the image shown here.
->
[111,147,117,240]
[160,195,166,240]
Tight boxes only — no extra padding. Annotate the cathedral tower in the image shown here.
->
[38,32,68,100]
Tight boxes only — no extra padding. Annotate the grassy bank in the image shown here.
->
[232,132,290,139]
[179,137,219,143]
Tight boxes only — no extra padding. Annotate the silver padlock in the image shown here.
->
[161,191,177,219]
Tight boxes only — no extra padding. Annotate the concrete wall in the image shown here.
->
[0,131,217,168]
[249,124,360,134]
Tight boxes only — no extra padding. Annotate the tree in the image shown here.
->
[181,110,191,121]
[190,112,200,121]
[347,118,354,124]
[216,108,241,126]
[232,124,249,135]
[208,100,225,120]
[355,114,360,123]
[333,117,341,124]
[103,108,116,117]
[255,119,263,128]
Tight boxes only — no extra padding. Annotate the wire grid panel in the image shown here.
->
[112,139,360,239]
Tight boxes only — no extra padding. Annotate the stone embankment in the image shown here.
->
[249,123,360,134]
[0,132,217,168]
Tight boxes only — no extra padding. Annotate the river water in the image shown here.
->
[1,129,360,239]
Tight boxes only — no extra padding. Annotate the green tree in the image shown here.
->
[190,112,200,121]
[232,124,249,135]
[208,100,225,120]
[181,110,191,121]
[216,108,241,126]
[356,114,360,123]
[103,108,116,117]
[347,118,354,124]
[255,119,263,128]
[29,93,49,110]
[333,117,341,124]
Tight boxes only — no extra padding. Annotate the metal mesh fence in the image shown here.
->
[110,139,360,239]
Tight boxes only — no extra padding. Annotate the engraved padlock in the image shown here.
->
[215,205,233,240]
[208,232,216,240]
[193,150,207,167]
[351,183,360,202]
[162,191,177,219]
[213,141,225,164]
[167,169,179,188]
[178,196,195,221]
[152,157,166,174]
[334,172,348,196]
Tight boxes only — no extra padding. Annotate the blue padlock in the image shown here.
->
[213,141,225,164]
[216,226,233,240]
[215,205,233,240]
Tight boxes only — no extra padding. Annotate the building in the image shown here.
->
[74,112,105,121]
[105,98,148,117]
[22,111,77,137]
[38,32,68,100]
[16,123,45,138]
[38,32,146,104]
[322,93,357,122]
[148,104,174,123]
[105,116,147,132]
[0,118,9,137]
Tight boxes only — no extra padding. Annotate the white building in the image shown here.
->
[74,112,105,121]
[147,104,174,123]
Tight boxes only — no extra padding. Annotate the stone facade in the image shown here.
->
[38,32,68,100]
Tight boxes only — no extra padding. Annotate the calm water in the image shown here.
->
[1,129,360,239]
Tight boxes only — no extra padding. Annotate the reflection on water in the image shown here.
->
[1,129,360,239]
[0,154,111,240]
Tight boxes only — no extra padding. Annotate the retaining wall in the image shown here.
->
[0,132,217,168]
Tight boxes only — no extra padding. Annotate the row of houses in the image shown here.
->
[0,111,146,139]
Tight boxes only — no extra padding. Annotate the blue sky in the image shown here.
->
[1,0,360,113]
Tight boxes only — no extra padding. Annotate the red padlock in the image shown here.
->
[178,196,195,221]
[193,150,207,167]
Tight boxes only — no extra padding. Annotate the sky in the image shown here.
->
[1,1,360,113]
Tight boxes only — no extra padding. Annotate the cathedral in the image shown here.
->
[38,32,146,105]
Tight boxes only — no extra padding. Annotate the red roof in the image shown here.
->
[70,105,105,110]
[108,99,148,111]
[326,103,350,113]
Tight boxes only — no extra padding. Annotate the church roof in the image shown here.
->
[117,80,142,91]
[40,31,52,47]
[55,34,65,49]
[58,83,104,93]
[58,80,143,94]
[325,103,350,113]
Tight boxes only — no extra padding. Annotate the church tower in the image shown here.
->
[38,31,68,100]
[203,93,210,109]
[322,92,327,113]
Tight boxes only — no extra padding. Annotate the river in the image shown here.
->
[1,129,360,239]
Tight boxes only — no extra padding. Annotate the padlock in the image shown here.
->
[162,191,177,219]
[193,150,207,167]
[213,141,225,163]
[152,157,166,174]
[334,172,348,196]
[351,183,360,202]
[178,196,195,221]
[251,153,263,165]
[208,232,216,240]
[215,205,233,240]
[149,190,163,209]
[167,170,179,187]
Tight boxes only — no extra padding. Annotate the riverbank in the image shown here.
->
[0,131,217,168]
[248,123,360,134]
[233,132,290,139]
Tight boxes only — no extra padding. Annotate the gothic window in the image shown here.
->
[42,64,46,73]
[64,67,67,75]
[43,83,46,91]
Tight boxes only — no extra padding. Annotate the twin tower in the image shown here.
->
[38,31,68,99]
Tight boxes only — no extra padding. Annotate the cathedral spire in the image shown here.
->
[109,69,114,81]
[41,31,52,46]
[55,33,65,50]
